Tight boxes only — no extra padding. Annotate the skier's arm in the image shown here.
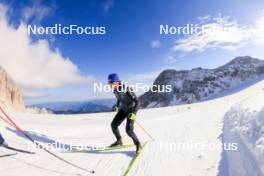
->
[127,89,139,114]
[116,99,120,108]
[115,93,120,107]
[112,94,120,111]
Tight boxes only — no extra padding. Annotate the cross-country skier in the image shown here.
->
[108,73,142,154]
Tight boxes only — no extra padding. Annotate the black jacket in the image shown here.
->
[113,83,139,114]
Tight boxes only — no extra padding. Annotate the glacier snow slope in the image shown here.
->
[0,80,264,176]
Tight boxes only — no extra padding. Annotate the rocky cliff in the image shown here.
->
[0,66,25,111]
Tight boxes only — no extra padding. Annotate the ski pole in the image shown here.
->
[0,106,95,174]
[135,120,155,141]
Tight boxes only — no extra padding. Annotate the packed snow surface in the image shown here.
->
[0,80,264,176]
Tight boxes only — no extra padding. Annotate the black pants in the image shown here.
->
[111,110,140,145]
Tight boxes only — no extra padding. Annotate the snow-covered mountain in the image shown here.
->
[140,56,264,108]
[31,99,116,114]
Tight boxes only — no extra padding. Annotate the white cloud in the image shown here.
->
[168,13,264,60]
[164,54,177,64]
[0,4,91,98]
[22,1,54,24]
[102,0,114,14]
[197,15,211,22]
[171,15,250,53]
[151,40,161,48]
[22,90,49,99]
[125,71,160,85]
[251,16,264,45]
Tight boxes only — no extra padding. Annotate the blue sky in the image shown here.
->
[0,0,264,104]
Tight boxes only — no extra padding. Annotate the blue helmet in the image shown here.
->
[108,73,120,83]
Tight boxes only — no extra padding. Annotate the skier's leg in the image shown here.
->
[111,110,126,141]
[125,119,140,145]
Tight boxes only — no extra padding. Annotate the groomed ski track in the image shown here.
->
[0,80,264,176]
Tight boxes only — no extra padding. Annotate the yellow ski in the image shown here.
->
[64,143,135,153]
[123,142,148,176]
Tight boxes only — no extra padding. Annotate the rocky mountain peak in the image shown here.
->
[139,56,264,108]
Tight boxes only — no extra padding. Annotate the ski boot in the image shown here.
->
[136,143,142,155]
[110,139,123,147]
